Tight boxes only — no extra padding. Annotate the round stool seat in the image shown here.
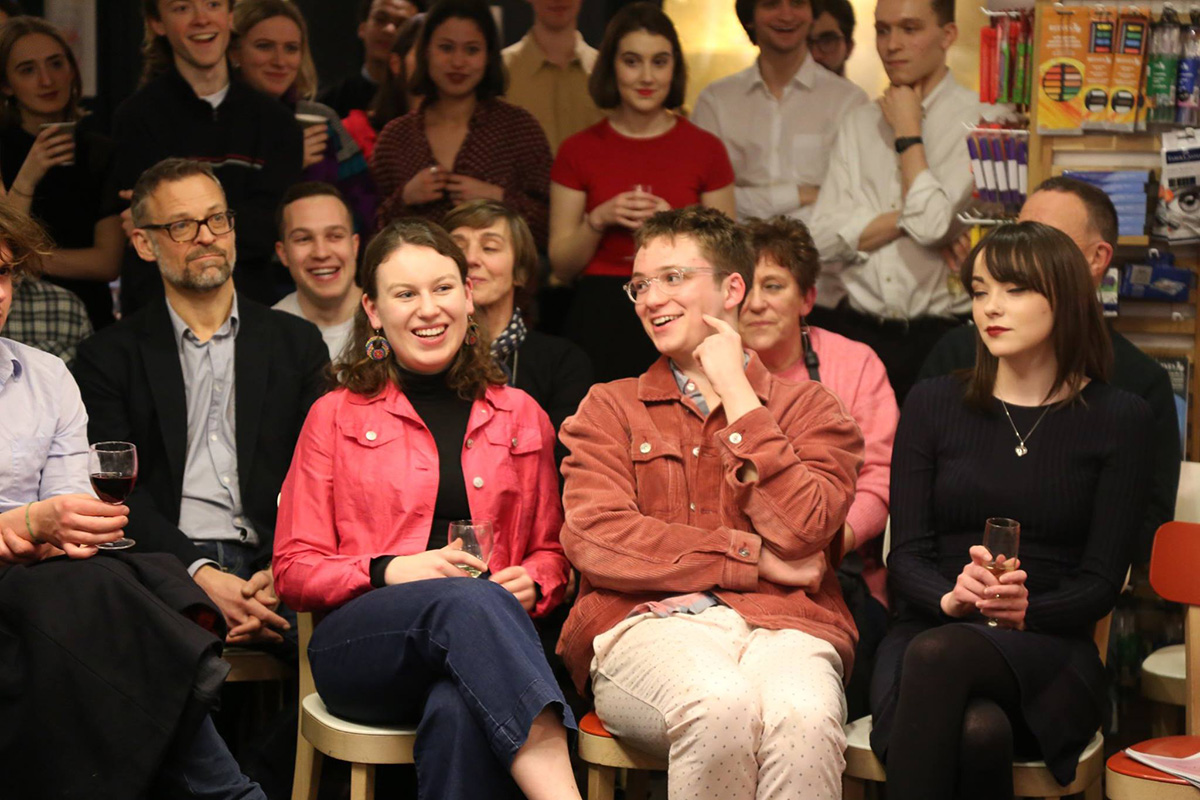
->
[1106,736,1200,800]
[1142,645,1188,706]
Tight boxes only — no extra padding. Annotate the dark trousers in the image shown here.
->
[308,578,576,800]
[808,301,969,405]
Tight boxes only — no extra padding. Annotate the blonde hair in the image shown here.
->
[231,0,319,100]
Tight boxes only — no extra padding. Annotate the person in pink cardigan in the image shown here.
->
[739,214,899,718]
[273,218,580,800]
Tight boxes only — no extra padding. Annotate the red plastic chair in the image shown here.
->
[1106,521,1200,799]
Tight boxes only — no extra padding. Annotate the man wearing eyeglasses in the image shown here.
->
[73,158,329,649]
[557,206,863,797]
[809,0,857,76]
[691,0,866,226]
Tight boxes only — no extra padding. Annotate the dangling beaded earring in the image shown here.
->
[465,316,480,346]
[365,329,392,361]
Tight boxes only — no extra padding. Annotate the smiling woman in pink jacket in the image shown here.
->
[273,218,581,800]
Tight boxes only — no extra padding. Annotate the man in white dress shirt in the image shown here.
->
[808,0,985,401]
[692,0,867,225]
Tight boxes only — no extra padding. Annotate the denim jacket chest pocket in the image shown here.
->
[629,431,685,515]
[334,415,421,512]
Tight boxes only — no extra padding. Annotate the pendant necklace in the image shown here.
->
[999,399,1052,457]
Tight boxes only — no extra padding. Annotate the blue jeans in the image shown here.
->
[309,578,576,800]
[150,715,266,799]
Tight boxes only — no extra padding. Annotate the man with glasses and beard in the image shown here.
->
[74,158,328,650]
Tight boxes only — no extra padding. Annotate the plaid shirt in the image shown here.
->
[1,277,94,367]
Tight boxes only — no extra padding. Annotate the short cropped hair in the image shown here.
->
[959,221,1111,409]
[635,206,754,289]
[813,0,855,41]
[741,216,820,293]
[411,0,505,103]
[442,199,538,311]
[932,0,954,25]
[589,3,687,110]
[130,158,223,228]
[275,182,353,239]
[0,201,52,282]
[1033,176,1120,251]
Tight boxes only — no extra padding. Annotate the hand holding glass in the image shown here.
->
[88,441,137,550]
[448,520,493,577]
[981,517,1020,627]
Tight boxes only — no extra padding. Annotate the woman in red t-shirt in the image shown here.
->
[548,3,735,382]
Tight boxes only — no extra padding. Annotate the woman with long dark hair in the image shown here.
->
[273,218,580,800]
[875,222,1152,799]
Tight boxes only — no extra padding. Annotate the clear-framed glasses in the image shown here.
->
[141,210,236,243]
[807,31,846,52]
[622,267,717,303]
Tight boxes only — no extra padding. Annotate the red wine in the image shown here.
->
[91,472,135,503]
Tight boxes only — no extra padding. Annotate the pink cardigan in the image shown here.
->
[777,327,898,604]
[274,382,569,616]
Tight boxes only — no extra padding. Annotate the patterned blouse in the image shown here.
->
[371,97,552,246]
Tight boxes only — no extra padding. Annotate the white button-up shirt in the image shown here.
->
[692,54,868,225]
[810,72,989,319]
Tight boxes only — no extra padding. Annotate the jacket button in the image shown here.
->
[729,432,743,444]
[738,547,751,558]
[365,430,377,441]
[472,476,484,488]
[689,502,696,511]
[692,446,700,457]
[639,442,651,454]
[512,437,519,447]
[466,438,474,448]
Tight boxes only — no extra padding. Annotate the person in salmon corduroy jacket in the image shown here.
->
[557,205,865,800]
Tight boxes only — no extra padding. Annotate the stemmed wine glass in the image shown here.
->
[448,519,493,577]
[88,441,137,550]
[981,517,1020,627]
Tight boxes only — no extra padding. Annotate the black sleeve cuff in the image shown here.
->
[369,556,398,588]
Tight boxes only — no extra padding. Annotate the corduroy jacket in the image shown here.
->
[556,354,864,694]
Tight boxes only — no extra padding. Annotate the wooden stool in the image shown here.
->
[577,710,666,800]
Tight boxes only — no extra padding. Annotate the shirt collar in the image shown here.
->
[639,351,768,406]
[921,69,954,111]
[166,293,241,349]
[0,337,20,387]
[512,31,595,74]
[748,52,818,95]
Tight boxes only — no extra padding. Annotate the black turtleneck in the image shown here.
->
[368,369,474,587]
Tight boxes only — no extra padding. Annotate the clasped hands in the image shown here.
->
[940,545,1029,629]
[586,187,669,232]
[382,540,538,612]
[403,165,504,206]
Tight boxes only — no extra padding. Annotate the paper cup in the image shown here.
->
[39,121,76,165]
[295,113,327,129]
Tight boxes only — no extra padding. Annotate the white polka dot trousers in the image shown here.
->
[591,605,847,800]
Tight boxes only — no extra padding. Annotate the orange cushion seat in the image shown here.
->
[1105,735,1200,784]
[580,710,615,738]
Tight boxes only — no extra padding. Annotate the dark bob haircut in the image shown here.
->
[410,0,506,103]
[589,2,687,110]
[959,221,1112,410]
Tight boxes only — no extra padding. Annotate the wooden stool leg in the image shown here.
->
[587,764,617,800]
[291,733,322,800]
[349,762,376,800]
[1149,702,1183,738]
[841,775,866,800]
[1083,779,1103,800]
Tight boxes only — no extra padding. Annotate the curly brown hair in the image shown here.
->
[741,216,820,293]
[0,200,53,283]
[335,218,506,400]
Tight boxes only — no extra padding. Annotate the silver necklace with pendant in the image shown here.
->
[1000,399,1052,457]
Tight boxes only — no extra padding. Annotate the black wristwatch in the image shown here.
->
[895,136,924,154]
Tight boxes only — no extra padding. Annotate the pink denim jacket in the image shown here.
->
[274,382,569,616]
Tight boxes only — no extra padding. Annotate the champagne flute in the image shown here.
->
[448,520,493,577]
[88,441,137,550]
[981,517,1020,627]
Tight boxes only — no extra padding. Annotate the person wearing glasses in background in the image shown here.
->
[808,0,856,76]
[559,206,863,799]
[74,158,328,655]
[691,0,866,229]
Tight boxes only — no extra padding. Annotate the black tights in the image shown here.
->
[885,625,1037,800]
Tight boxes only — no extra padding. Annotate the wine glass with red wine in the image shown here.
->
[981,517,1020,627]
[88,441,137,550]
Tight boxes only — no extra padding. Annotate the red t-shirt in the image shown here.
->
[551,117,735,277]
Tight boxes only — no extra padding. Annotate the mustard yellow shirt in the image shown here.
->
[502,31,603,154]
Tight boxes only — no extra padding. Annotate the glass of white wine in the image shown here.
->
[448,520,493,577]
[981,517,1020,628]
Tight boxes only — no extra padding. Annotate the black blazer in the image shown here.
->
[73,294,329,570]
